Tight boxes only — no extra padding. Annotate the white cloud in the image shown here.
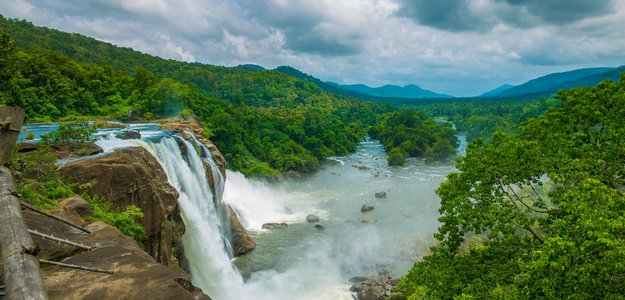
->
[1,0,624,96]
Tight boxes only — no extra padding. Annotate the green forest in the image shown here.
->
[2,13,625,300]
[0,16,461,177]
[396,75,625,298]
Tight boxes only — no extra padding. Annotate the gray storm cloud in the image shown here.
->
[1,0,624,96]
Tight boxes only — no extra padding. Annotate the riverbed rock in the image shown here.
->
[116,129,141,139]
[314,224,324,230]
[306,214,320,222]
[374,192,387,199]
[227,205,256,256]
[361,204,374,213]
[350,273,400,300]
[360,218,377,224]
[262,222,288,229]
[58,147,185,270]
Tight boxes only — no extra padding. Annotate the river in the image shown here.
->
[19,124,465,299]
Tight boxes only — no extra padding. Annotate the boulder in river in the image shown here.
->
[116,129,141,139]
[314,224,324,230]
[262,222,288,229]
[361,218,377,224]
[306,214,320,222]
[374,192,387,199]
[350,273,401,300]
[227,205,256,256]
[361,204,374,213]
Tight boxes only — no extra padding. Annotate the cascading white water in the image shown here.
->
[97,134,245,299]
[94,128,459,300]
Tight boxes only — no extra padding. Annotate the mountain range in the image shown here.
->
[272,65,623,101]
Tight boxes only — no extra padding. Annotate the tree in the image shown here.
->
[398,75,625,299]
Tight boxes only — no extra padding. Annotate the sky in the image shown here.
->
[1,0,625,96]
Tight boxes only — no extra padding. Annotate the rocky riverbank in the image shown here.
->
[9,119,257,299]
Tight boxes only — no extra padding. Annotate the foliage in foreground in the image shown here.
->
[369,109,458,165]
[10,145,146,243]
[9,146,73,209]
[83,193,146,242]
[398,75,625,298]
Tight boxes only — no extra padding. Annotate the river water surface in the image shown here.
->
[224,137,464,299]
[19,124,465,299]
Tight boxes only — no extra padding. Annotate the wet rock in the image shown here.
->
[360,218,377,224]
[306,214,320,223]
[314,224,324,230]
[262,222,288,229]
[116,129,141,139]
[350,272,400,300]
[361,204,374,213]
[227,205,256,256]
[358,286,386,300]
[349,276,368,283]
[374,192,387,199]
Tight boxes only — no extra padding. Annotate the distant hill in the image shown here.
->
[341,83,453,98]
[235,64,266,72]
[274,66,379,100]
[495,67,618,97]
[274,65,453,101]
[480,84,513,97]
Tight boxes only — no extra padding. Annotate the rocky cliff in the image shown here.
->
[58,147,185,270]
[23,196,208,300]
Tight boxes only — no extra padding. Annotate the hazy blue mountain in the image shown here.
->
[496,67,616,97]
[274,66,378,100]
[480,84,513,97]
[555,66,624,91]
[341,83,453,98]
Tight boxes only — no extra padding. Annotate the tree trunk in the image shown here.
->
[0,167,48,299]
[0,106,24,166]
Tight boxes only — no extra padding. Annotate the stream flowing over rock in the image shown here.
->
[59,147,185,270]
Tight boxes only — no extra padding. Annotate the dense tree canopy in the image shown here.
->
[398,75,625,298]
[369,109,458,165]
[0,20,393,177]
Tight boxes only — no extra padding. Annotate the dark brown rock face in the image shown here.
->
[58,147,184,270]
[227,205,256,256]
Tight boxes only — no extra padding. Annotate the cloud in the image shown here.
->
[1,0,624,96]
[396,0,617,32]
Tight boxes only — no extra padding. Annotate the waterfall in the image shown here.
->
[96,131,353,300]
[97,134,245,299]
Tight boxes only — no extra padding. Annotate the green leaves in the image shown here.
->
[371,109,459,165]
[400,75,625,299]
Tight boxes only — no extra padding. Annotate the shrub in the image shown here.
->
[83,193,147,243]
[40,120,96,150]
